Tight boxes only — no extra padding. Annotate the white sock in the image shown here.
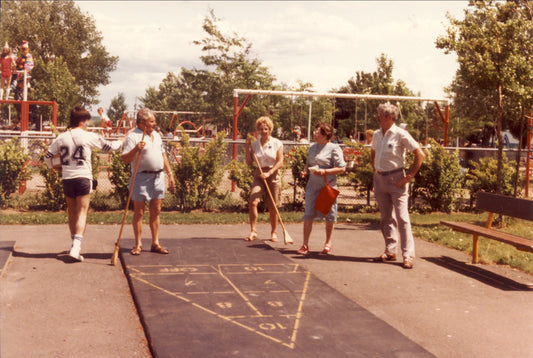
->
[72,235,82,247]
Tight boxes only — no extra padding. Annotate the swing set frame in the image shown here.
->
[231,88,450,161]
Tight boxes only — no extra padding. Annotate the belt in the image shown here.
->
[141,170,163,174]
[377,167,404,176]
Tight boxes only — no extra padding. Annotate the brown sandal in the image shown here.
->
[131,246,142,255]
[151,243,169,254]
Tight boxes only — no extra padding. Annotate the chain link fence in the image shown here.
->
[3,133,373,210]
[4,132,532,210]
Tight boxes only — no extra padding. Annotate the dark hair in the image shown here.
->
[315,122,333,140]
[69,106,91,128]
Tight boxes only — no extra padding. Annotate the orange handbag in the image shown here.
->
[315,174,339,215]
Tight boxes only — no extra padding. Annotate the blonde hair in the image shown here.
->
[255,116,273,132]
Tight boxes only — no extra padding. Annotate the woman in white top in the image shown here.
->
[245,116,284,242]
[45,107,124,261]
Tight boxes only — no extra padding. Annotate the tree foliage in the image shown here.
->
[436,0,533,193]
[107,93,128,124]
[335,54,431,141]
[287,145,309,206]
[0,139,31,207]
[0,0,118,124]
[109,151,131,206]
[411,139,463,213]
[141,9,276,136]
[171,130,228,211]
[344,142,374,206]
[465,155,517,198]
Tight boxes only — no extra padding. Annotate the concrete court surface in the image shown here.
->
[1,222,532,357]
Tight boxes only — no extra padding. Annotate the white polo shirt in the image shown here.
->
[251,137,283,168]
[372,123,419,172]
[123,128,165,174]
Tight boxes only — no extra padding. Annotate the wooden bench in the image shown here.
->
[440,191,533,264]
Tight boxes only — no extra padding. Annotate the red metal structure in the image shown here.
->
[0,99,58,130]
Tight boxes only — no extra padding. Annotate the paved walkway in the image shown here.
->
[1,223,532,357]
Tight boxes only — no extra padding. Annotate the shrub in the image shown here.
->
[0,139,31,207]
[109,151,131,206]
[287,145,308,205]
[226,159,253,203]
[172,131,227,211]
[465,155,517,198]
[344,142,374,205]
[39,156,65,211]
[412,139,464,213]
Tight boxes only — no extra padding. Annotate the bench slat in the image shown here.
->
[476,192,533,222]
[441,220,533,252]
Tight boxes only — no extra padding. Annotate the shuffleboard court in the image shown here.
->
[121,237,434,358]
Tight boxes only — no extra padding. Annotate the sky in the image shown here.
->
[74,1,470,112]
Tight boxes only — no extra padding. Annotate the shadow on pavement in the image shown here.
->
[423,256,533,291]
[12,250,111,263]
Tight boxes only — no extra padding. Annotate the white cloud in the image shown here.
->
[75,1,469,112]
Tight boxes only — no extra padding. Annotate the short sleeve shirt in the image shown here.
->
[371,123,419,172]
[47,127,123,180]
[123,128,165,174]
[251,137,283,168]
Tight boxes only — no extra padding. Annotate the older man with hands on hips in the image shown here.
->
[371,103,425,269]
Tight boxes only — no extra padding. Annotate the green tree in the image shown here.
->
[107,93,128,125]
[141,9,276,136]
[31,57,80,125]
[436,0,533,194]
[0,0,118,124]
[335,54,427,142]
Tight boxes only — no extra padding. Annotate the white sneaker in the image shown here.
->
[69,240,84,262]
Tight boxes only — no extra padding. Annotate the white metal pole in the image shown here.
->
[23,70,28,101]
[307,99,312,141]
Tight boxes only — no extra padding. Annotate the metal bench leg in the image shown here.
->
[472,235,479,264]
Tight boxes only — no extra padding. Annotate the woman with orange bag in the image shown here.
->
[297,122,346,255]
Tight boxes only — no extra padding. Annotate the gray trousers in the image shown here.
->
[373,171,415,259]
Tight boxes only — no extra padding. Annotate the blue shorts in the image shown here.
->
[63,178,91,198]
[131,172,165,202]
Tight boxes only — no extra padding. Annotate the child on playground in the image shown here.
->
[15,40,34,96]
[0,42,14,100]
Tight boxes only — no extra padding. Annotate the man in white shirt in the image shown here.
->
[122,108,175,256]
[371,103,425,269]
[45,106,124,261]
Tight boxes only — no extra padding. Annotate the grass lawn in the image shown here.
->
[1,209,532,274]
